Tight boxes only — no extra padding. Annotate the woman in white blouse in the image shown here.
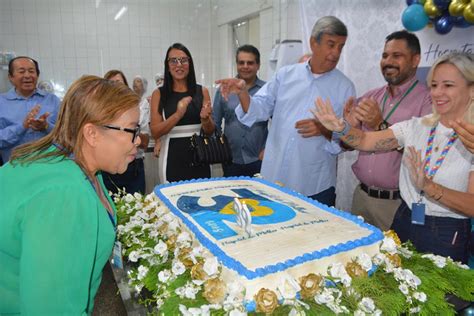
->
[312,52,473,263]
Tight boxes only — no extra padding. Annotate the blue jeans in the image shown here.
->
[308,186,336,207]
[391,200,471,263]
[223,160,262,177]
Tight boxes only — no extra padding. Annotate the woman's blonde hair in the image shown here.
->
[10,75,140,168]
[423,52,474,126]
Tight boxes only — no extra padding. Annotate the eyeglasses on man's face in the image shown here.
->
[168,56,190,66]
[103,124,141,143]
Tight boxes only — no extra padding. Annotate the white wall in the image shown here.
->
[0,0,213,95]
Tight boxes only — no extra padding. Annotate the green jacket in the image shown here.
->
[0,150,116,314]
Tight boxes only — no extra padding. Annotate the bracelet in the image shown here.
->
[334,119,351,137]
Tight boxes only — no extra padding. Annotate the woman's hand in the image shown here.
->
[451,119,474,154]
[404,146,427,191]
[200,101,212,122]
[176,96,192,118]
[311,97,345,132]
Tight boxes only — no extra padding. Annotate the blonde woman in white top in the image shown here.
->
[312,52,473,263]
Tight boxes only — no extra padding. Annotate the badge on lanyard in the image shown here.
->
[411,201,426,225]
[111,240,124,269]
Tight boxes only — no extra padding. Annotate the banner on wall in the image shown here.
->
[416,27,473,82]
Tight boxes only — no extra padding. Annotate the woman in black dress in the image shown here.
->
[150,43,214,182]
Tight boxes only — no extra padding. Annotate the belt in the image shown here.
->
[360,183,400,200]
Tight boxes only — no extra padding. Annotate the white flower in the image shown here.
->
[137,265,149,280]
[398,247,413,258]
[203,257,219,277]
[134,283,143,294]
[422,254,447,268]
[172,260,186,276]
[177,282,200,299]
[315,289,335,305]
[455,262,469,270]
[133,192,143,200]
[399,283,409,295]
[229,309,247,316]
[409,306,421,314]
[380,237,398,254]
[128,250,139,262]
[179,305,207,316]
[156,298,165,308]
[158,269,172,283]
[289,307,306,316]
[124,193,134,203]
[177,231,192,246]
[329,262,352,287]
[404,270,421,289]
[154,240,168,256]
[278,275,301,300]
[413,291,427,303]
[357,253,373,271]
[358,297,376,313]
[372,253,387,266]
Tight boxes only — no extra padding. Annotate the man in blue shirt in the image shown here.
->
[213,45,267,177]
[216,16,355,206]
[0,56,60,162]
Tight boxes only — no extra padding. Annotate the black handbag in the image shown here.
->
[190,130,233,166]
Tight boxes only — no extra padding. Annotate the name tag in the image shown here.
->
[111,240,124,269]
[411,202,425,225]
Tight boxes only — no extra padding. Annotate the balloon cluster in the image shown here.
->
[402,0,474,34]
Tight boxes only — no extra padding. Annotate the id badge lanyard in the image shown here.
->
[412,124,458,225]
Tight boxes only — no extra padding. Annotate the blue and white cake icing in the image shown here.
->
[154,177,383,300]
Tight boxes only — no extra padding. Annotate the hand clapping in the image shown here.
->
[311,97,345,132]
[214,78,246,101]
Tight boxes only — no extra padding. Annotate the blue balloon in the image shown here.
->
[402,4,430,31]
[406,0,419,5]
[451,15,472,28]
[433,0,451,11]
[434,15,454,34]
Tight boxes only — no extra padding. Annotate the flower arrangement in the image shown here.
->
[114,191,474,315]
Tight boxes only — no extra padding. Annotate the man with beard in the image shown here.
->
[0,56,60,162]
[344,30,431,230]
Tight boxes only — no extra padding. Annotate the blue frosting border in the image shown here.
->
[154,177,384,281]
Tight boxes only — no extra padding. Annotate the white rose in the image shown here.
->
[184,283,199,299]
[358,297,376,313]
[154,240,168,256]
[399,283,409,295]
[357,253,373,272]
[413,291,427,303]
[137,265,149,280]
[158,269,172,283]
[203,257,219,277]
[329,263,352,287]
[128,250,139,262]
[177,231,192,245]
[124,193,134,203]
[372,253,387,266]
[278,275,301,300]
[172,260,186,276]
[315,288,335,305]
[133,192,143,200]
[380,237,398,254]
[403,269,421,288]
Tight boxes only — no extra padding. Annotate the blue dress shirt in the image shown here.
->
[213,77,267,165]
[235,62,355,196]
[0,88,60,161]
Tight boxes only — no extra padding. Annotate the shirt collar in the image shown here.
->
[304,61,336,78]
[5,87,45,100]
[386,76,418,98]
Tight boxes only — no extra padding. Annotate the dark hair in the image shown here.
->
[385,30,420,55]
[236,45,261,64]
[161,43,197,104]
[8,56,40,76]
[104,69,129,87]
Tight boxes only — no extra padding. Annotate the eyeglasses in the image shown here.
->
[168,57,190,65]
[103,124,141,143]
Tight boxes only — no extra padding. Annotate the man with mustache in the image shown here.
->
[0,56,60,162]
[344,30,431,230]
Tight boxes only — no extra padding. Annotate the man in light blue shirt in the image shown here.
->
[216,16,355,206]
[0,56,60,162]
[213,45,267,177]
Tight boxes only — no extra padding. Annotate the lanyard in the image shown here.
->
[423,124,458,179]
[381,80,418,122]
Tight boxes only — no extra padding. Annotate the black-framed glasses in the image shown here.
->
[103,124,141,143]
[167,57,190,65]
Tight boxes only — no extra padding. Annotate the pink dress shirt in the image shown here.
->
[352,77,432,189]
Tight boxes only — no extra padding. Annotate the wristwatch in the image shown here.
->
[334,119,351,136]
[378,120,390,131]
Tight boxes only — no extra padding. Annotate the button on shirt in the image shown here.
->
[213,78,267,164]
[0,88,60,162]
[352,77,432,189]
[235,62,355,196]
